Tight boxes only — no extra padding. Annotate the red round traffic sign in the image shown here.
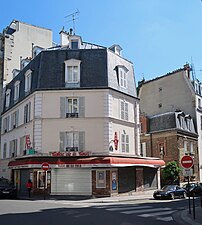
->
[41,162,50,171]
[181,155,193,169]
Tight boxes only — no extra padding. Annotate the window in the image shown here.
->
[190,142,194,154]
[60,131,85,152]
[60,96,85,118]
[184,140,188,154]
[10,139,18,158]
[199,98,202,109]
[11,110,19,129]
[121,100,128,120]
[3,143,7,159]
[5,89,11,108]
[3,116,10,133]
[14,81,20,101]
[201,116,202,130]
[119,68,127,88]
[25,69,32,93]
[24,102,31,123]
[37,171,47,189]
[179,115,185,129]
[121,132,129,153]
[66,98,78,118]
[140,142,146,157]
[96,171,106,188]
[65,132,79,152]
[64,59,81,85]
[71,40,79,49]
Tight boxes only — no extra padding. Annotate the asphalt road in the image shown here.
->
[0,197,201,225]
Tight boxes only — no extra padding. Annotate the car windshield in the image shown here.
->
[0,178,12,187]
[162,185,176,191]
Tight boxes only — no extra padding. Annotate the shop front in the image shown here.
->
[8,155,165,197]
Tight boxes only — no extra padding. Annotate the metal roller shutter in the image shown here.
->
[51,168,92,195]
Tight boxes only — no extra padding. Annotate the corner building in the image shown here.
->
[1,31,164,197]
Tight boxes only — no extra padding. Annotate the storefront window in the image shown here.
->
[37,171,47,189]
[96,170,106,188]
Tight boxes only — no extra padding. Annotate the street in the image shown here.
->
[0,197,201,225]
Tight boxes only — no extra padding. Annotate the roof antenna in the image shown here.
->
[65,9,80,34]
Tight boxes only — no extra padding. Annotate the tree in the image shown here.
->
[162,161,181,185]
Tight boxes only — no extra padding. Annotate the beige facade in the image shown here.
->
[1,88,139,178]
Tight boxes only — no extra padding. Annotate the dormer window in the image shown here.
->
[33,46,43,58]
[21,58,31,69]
[64,59,81,86]
[14,80,20,101]
[12,69,20,79]
[25,69,32,93]
[5,89,11,108]
[69,35,82,49]
[71,40,79,49]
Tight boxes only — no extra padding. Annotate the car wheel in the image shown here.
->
[171,193,175,200]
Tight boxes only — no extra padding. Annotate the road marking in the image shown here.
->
[122,207,171,215]
[106,206,152,211]
[139,210,176,217]
[156,216,174,222]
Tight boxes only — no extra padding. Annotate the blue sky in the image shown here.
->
[1,0,202,83]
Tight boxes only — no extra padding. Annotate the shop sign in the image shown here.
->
[49,151,91,157]
[114,132,119,150]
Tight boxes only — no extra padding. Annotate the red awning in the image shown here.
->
[8,156,165,169]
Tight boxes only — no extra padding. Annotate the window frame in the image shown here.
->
[24,69,32,93]
[5,89,11,108]
[14,80,20,101]
[121,132,129,153]
[64,59,81,84]
[120,100,129,121]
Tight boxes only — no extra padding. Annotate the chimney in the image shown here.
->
[184,63,190,79]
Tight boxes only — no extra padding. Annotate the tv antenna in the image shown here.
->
[65,9,80,34]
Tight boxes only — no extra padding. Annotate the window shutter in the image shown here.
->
[59,132,65,151]
[11,113,14,128]
[121,101,124,119]
[79,132,85,151]
[7,116,10,131]
[20,137,24,155]
[79,97,85,117]
[60,97,66,118]
[16,110,19,127]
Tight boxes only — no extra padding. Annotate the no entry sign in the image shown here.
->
[41,162,50,171]
[181,155,193,169]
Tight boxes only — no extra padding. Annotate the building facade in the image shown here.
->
[140,112,199,184]
[1,31,164,197]
[138,64,202,181]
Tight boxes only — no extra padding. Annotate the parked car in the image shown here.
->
[0,177,17,199]
[182,182,202,197]
[153,185,187,200]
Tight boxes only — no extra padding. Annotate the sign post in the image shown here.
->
[181,155,194,215]
[41,162,49,200]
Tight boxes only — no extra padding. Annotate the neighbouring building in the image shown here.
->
[0,30,164,197]
[138,64,202,181]
[140,112,199,184]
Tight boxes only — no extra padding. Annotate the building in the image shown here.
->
[0,20,53,86]
[138,64,202,181]
[140,112,199,184]
[1,30,164,197]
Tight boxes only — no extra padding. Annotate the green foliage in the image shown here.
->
[162,161,181,184]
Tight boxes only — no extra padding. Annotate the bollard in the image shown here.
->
[200,195,202,207]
